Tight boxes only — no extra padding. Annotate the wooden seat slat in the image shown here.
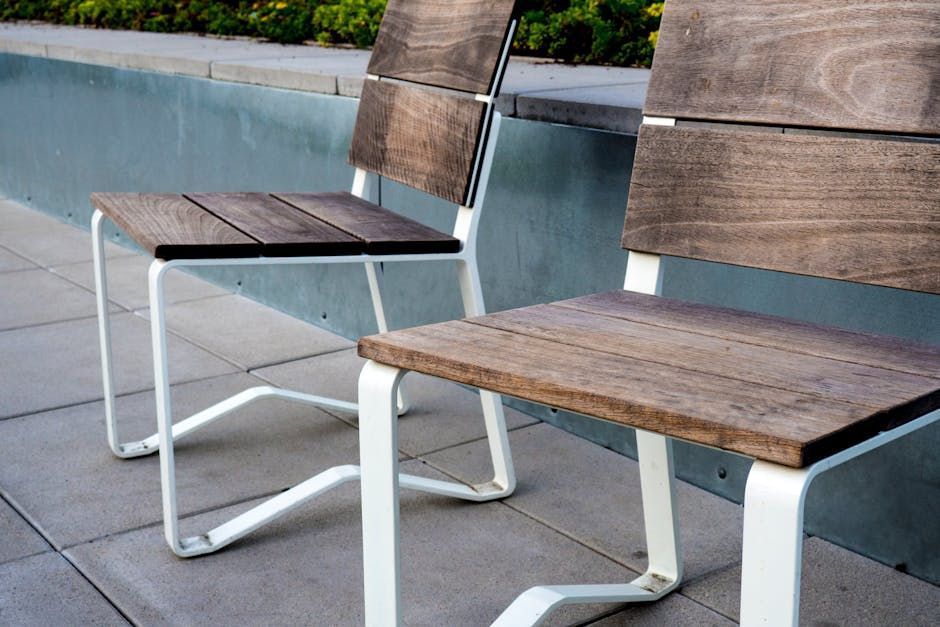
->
[469,303,940,410]
[558,291,940,379]
[275,192,460,255]
[186,192,363,257]
[359,294,940,468]
[90,192,260,260]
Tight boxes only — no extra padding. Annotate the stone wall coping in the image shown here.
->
[0,22,648,134]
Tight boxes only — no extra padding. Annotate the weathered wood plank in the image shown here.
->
[559,291,940,379]
[647,0,940,135]
[469,304,940,410]
[274,192,460,255]
[622,125,940,293]
[359,320,939,467]
[91,192,260,260]
[185,192,363,257]
[349,80,487,206]
[368,0,515,94]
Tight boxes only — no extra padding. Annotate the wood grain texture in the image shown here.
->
[560,291,940,378]
[646,0,940,135]
[359,314,940,467]
[471,304,940,410]
[368,0,515,94]
[185,192,362,257]
[274,192,460,255]
[91,192,260,260]
[622,125,940,293]
[349,79,487,206]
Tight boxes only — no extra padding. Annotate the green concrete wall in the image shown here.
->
[2,53,938,582]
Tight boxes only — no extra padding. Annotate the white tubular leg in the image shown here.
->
[739,461,811,627]
[635,429,682,585]
[364,261,410,416]
[456,257,516,497]
[92,210,127,457]
[359,360,405,627]
[149,259,184,554]
[494,430,681,626]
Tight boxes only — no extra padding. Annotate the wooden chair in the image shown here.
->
[90,0,519,558]
[356,1,940,624]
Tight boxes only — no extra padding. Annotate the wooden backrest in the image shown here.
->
[348,0,516,207]
[622,0,940,294]
[367,0,517,94]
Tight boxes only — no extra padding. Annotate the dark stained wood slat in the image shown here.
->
[358,320,940,467]
[468,304,940,410]
[646,0,940,136]
[90,192,260,260]
[622,125,940,294]
[348,80,487,206]
[185,192,363,257]
[274,192,460,255]
[558,291,940,379]
[368,0,515,94]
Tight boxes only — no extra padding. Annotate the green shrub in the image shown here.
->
[514,0,662,66]
[0,0,663,66]
[312,0,383,48]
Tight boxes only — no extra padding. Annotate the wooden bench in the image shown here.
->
[356,1,940,624]
[90,0,520,558]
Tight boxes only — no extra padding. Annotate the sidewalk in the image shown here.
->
[0,197,936,625]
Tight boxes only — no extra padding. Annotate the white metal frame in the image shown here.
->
[92,29,518,557]
[358,113,940,625]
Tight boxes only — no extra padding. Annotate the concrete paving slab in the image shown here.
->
[0,372,369,548]
[0,552,128,626]
[65,459,635,626]
[588,593,734,626]
[682,536,940,625]
[212,50,371,95]
[0,198,65,232]
[0,312,237,418]
[0,218,135,266]
[424,422,744,581]
[0,246,37,273]
[52,253,230,311]
[517,83,648,134]
[0,499,49,566]
[0,268,119,331]
[140,293,354,369]
[253,348,539,456]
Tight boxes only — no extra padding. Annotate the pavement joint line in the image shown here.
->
[57,551,136,626]
[408,420,543,460]
[0,369,263,423]
[244,343,357,372]
[130,295,355,374]
[0,310,111,335]
[2,488,135,624]
[511,79,651,96]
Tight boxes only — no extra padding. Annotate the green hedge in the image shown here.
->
[0,0,663,67]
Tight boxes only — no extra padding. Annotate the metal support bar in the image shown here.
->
[493,429,681,626]
[740,409,940,626]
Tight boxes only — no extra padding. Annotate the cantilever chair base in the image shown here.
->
[92,198,516,557]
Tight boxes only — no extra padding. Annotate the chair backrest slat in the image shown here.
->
[349,80,488,206]
[622,125,940,294]
[367,0,516,94]
[644,0,940,136]
[348,0,515,208]
[623,0,940,295]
